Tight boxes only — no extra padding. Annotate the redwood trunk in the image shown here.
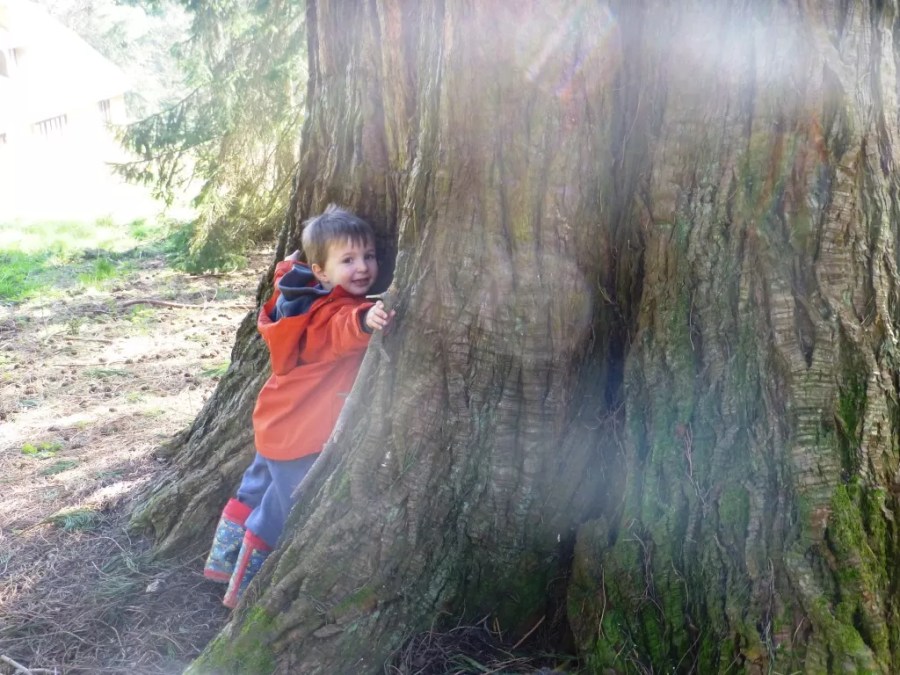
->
[134,1,900,673]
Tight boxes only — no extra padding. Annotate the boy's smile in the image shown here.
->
[312,238,378,295]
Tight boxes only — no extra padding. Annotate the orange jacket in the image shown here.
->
[252,261,373,460]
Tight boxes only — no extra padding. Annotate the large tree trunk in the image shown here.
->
[133,1,900,673]
[568,2,900,672]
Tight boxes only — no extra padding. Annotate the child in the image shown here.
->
[203,205,394,608]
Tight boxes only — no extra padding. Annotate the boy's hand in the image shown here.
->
[365,301,395,332]
[284,249,301,262]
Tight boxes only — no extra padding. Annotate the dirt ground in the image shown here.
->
[0,250,268,674]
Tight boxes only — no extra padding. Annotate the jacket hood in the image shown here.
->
[273,263,329,320]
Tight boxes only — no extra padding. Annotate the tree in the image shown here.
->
[131,0,900,672]
[116,0,307,272]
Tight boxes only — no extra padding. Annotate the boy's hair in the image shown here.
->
[301,204,374,267]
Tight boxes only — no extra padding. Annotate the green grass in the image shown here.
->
[0,250,57,301]
[128,218,156,240]
[0,217,169,302]
[201,361,230,378]
[45,507,102,532]
[21,440,63,459]
[40,459,79,476]
[77,257,120,285]
[0,215,257,302]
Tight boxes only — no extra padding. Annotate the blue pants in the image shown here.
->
[236,452,319,549]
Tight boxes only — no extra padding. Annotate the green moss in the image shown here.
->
[861,486,887,558]
[487,555,552,633]
[332,469,352,501]
[580,532,696,672]
[331,585,377,619]
[696,632,720,672]
[188,606,276,674]
[584,609,627,672]
[836,370,866,474]
[717,484,750,544]
[825,483,889,663]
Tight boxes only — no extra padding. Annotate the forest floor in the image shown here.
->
[0,225,267,674]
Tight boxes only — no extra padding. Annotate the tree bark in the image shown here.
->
[133,1,900,673]
[569,1,900,672]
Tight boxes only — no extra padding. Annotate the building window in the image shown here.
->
[34,114,68,136]
[99,99,111,123]
[1,48,23,77]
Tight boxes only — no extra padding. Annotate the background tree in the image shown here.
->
[116,0,307,272]
[132,0,900,672]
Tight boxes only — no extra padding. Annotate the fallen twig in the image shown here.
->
[120,299,210,309]
[0,653,57,674]
[39,330,114,345]
[511,615,545,650]
[119,298,253,310]
[62,336,114,344]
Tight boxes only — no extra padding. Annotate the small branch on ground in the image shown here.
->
[511,615,545,650]
[62,336,114,344]
[38,331,114,345]
[119,299,253,310]
[0,654,57,674]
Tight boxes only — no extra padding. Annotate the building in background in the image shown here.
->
[0,0,144,220]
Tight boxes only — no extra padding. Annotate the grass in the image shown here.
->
[0,216,169,302]
[40,459,80,476]
[0,217,163,254]
[21,440,64,459]
[201,361,230,378]
[77,257,121,285]
[0,216,258,304]
[45,507,103,532]
[0,250,57,301]
[125,306,155,332]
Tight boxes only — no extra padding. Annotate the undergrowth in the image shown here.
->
[163,219,249,274]
[387,618,578,675]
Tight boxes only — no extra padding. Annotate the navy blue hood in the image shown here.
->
[272,263,329,320]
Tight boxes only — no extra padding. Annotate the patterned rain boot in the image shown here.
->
[203,499,253,583]
[222,530,272,609]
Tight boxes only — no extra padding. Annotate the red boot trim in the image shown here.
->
[245,529,273,552]
[222,546,249,609]
[204,568,232,582]
[222,530,272,609]
[222,498,253,525]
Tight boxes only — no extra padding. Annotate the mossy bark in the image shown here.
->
[570,1,900,672]
[133,1,900,673]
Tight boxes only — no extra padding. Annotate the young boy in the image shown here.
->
[203,205,394,608]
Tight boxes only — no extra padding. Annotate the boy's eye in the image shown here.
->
[365,252,375,260]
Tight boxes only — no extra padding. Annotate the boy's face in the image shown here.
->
[311,238,378,295]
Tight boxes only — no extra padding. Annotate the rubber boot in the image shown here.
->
[222,530,272,609]
[203,499,252,583]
